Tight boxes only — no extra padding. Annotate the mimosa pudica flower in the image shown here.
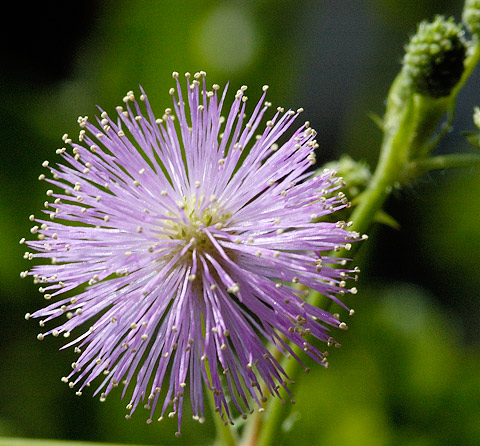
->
[22,71,361,436]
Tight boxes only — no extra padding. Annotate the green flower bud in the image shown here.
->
[403,16,467,98]
[321,155,371,200]
[463,0,480,37]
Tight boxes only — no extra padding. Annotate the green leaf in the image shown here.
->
[373,210,401,230]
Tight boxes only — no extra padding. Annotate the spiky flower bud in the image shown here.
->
[463,0,480,37]
[403,16,467,98]
[322,155,371,200]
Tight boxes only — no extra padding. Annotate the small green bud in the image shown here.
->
[463,0,480,37]
[321,155,371,199]
[403,16,467,98]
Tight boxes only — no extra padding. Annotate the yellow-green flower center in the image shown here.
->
[166,194,233,259]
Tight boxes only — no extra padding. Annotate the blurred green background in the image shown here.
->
[1,0,479,445]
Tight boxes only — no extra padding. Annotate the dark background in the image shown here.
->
[1,1,479,445]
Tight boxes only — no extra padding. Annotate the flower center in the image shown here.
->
[166,194,232,259]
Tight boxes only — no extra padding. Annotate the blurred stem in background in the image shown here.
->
[242,5,480,446]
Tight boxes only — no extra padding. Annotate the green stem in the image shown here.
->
[408,94,452,159]
[409,152,480,174]
[248,88,416,446]
[240,288,332,446]
[253,298,333,446]
[348,109,416,235]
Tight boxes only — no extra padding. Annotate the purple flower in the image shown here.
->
[22,71,360,436]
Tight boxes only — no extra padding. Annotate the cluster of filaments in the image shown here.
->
[21,71,361,434]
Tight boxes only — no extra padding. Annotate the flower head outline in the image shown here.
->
[22,72,360,435]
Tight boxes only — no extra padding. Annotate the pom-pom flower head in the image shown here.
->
[22,71,360,435]
[402,16,466,98]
